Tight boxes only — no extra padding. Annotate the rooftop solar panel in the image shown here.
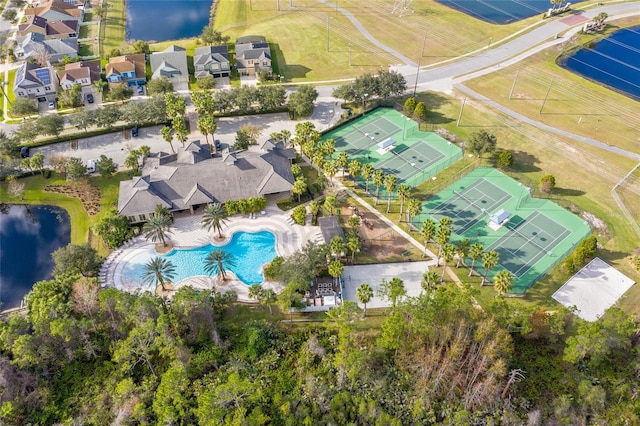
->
[35,68,51,85]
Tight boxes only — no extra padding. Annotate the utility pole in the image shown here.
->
[457,97,466,127]
[413,27,427,96]
[540,77,555,114]
[508,72,519,99]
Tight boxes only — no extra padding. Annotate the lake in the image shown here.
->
[126,0,213,42]
[436,0,584,24]
[0,205,70,310]
[561,26,640,101]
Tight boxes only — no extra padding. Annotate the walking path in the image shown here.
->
[100,204,322,302]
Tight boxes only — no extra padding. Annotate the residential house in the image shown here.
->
[14,32,78,63]
[118,140,295,223]
[13,61,59,102]
[25,0,83,21]
[235,35,272,77]
[193,45,231,79]
[57,60,100,94]
[149,45,188,89]
[105,54,146,88]
[18,15,78,39]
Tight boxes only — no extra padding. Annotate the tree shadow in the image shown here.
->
[426,111,453,125]
[416,92,450,111]
[510,151,541,173]
[271,43,311,80]
[553,187,585,197]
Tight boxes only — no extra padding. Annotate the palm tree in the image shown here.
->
[481,250,500,286]
[468,243,484,277]
[330,236,345,260]
[248,284,263,302]
[361,163,374,194]
[197,115,217,147]
[309,200,320,222]
[454,239,470,268]
[384,173,397,213]
[347,215,361,229]
[292,177,307,202]
[323,160,338,185]
[397,184,411,221]
[493,270,515,295]
[281,129,292,147]
[323,193,337,216]
[328,260,344,288]
[348,159,361,184]
[161,125,175,153]
[372,170,384,205]
[204,249,237,281]
[435,218,452,266]
[142,257,176,291]
[440,243,455,282]
[201,203,228,239]
[142,210,173,247]
[260,288,277,315]
[322,138,335,158]
[336,151,349,178]
[419,218,436,258]
[356,283,373,318]
[347,235,361,262]
[421,271,439,293]
[406,198,422,228]
[312,152,325,169]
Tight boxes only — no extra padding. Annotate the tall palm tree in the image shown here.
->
[281,129,292,147]
[142,211,173,247]
[204,249,237,281]
[420,218,436,258]
[336,151,349,178]
[323,160,338,185]
[384,173,397,213]
[435,218,452,266]
[347,235,361,262]
[330,236,345,260]
[142,257,176,291]
[201,203,228,239]
[361,163,374,194]
[454,239,470,268]
[440,243,455,282]
[328,260,344,288]
[160,125,175,153]
[481,250,500,286]
[197,115,217,146]
[356,283,373,318]
[406,198,422,228]
[396,183,411,221]
[323,194,337,216]
[260,288,277,315]
[292,177,307,202]
[309,200,320,222]
[348,159,361,184]
[248,284,263,301]
[468,243,484,277]
[421,271,439,293]
[372,170,385,205]
[493,270,515,295]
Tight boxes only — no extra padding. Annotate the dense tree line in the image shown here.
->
[332,70,407,104]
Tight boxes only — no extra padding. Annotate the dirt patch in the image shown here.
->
[44,179,101,215]
[155,282,176,297]
[339,205,414,263]
[154,241,174,254]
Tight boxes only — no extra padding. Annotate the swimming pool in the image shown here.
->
[121,231,277,287]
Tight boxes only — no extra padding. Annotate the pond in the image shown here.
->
[436,0,584,24]
[561,26,640,101]
[126,0,213,42]
[0,205,70,310]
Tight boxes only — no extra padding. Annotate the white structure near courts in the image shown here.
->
[552,257,635,321]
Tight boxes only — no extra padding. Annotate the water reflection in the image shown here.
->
[126,0,212,42]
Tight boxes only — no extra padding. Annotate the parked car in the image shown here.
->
[214,139,221,150]
[48,101,55,109]
[131,126,139,137]
[86,94,94,104]
[20,147,30,158]
[137,86,144,95]
[86,159,96,174]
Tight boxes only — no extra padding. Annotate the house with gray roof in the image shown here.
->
[118,140,295,223]
[14,32,77,63]
[13,61,58,102]
[193,45,231,79]
[235,35,272,77]
[149,45,188,89]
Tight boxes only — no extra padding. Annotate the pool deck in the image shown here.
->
[99,204,324,302]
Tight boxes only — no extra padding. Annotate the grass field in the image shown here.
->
[100,0,127,55]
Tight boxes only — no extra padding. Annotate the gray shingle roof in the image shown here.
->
[118,141,294,216]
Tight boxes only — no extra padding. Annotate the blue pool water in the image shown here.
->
[126,0,212,42]
[123,231,277,287]
[562,26,640,101]
[436,0,584,24]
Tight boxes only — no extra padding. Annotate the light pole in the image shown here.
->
[363,93,368,115]
[413,27,428,96]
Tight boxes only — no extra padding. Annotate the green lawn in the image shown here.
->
[101,0,127,55]
[79,42,96,57]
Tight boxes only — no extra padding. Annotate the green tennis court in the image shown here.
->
[417,168,591,294]
[324,108,462,187]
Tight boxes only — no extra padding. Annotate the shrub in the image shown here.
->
[291,205,306,225]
